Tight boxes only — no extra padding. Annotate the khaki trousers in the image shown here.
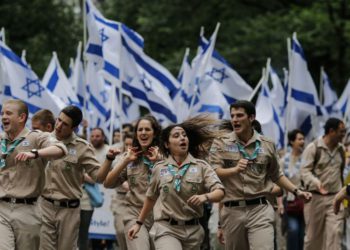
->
[221,202,275,250]
[113,193,128,250]
[151,220,204,250]
[303,193,344,250]
[39,198,80,250]
[0,200,41,250]
[123,205,154,250]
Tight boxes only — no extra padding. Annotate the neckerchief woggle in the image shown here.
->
[167,163,191,192]
[236,140,261,161]
[0,138,25,168]
[143,156,154,182]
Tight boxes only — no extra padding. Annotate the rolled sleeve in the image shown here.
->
[202,162,225,193]
[208,138,225,170]
[146,165,160,201]
[268,145,284,182]
[81,144,101,181]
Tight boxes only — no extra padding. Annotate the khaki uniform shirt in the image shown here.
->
[147,154,224,221]
[110,153,152,208]
[300,137,344,193]
[0,128,66,198]
[209,130,283,202]
[42,132,100,200]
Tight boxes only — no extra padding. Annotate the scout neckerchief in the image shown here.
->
[236,140,261,161]
[0,138,25,168]
[167,163,191,192]
[142,156,154,182]
[283,147,302,178]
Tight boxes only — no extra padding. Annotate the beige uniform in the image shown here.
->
[146,154,224,250]
[39,132,101,250]
[300,138,344,250]
[0,128,66,250]
[110,153,155,250]
[209,131,283,250]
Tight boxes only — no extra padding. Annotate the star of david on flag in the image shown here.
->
[99,28,109,43]
[206,67,229,83]
[22,78,45,98]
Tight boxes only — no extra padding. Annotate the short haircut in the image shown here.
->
[122,123,134,132]
[91,127,105,138]
[123,132,134,141]
[60,105,82,128]
[324,117,344,135]
[230,100,256,117]
[32,109,55,128]
[288,129,304,146]
[3,99,29,122]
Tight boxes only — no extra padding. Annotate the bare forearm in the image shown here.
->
[215,167,237,178]
[104,158,129,188]
[207,189,225,203]
[276,175,297,193]
[138,197,157,222]
[39,146,65,159]
[96,159,113,183]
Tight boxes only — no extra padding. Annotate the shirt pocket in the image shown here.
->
[184,174,204,195]
[222,154,241,169]
[247,155,268,178]
[159,175,174,201]
[63,156,78,171]
[127,166,145,187]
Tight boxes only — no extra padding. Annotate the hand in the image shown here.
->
[277,204,284,215]
[187,194,207,206]
[315,180,328,195]
[333,186,348,215]
[128,224,141,240]
[217,227,225,245]
[15,152,35,162]
[145,146,159,162]
[107,147,121,159]
[235,159,248,174]
[82,119,88,129]
[122,181,130,191]
[296,190,312,202]
[125,147,142,162]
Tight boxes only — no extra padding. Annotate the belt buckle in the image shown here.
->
[238,200,246,207]
[10,198,16,204]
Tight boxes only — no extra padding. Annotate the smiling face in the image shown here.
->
[1,102,26,137]
[291,132,305,152]
[165,126,189,157]
[230,107,254,139]
[136,119,155,150]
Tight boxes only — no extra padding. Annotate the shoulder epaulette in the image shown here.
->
[75,136,89,145]
[260,135,274,144]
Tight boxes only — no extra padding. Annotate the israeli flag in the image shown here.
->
[0,41,64,116]
[336,79,350,117]
[321,68,341,118]
[256,67,284,149]
[42,52,81,107]
[70,42,86,107]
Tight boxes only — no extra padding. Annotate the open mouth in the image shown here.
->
[233,124,241,130]
[2,121,9,128]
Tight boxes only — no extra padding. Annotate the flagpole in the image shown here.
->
[319,66,324,105]
[248,58,270,102]
[82,0,90,139]
[177,48,190,122]
[1,27,5,44]
[284,36,293,150]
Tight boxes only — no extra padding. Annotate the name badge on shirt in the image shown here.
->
[226,145,238,153]
[189,167,198,173]
[22,140,30,147]
[68,148,76,155]
[160,168,170,176]
[258,148,264,154]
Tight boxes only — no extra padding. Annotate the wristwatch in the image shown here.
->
[30,149,39,159]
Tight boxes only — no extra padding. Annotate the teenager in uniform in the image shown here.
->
[209,100,312,250]
[301,117,346,250]
[104,115,161,250]
[39,106,116,250]
[31,109,55,132]
[128,115,225,250]
[0,100,67,250]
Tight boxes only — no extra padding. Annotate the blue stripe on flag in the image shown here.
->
[198,105,224,118]
[121,24,144,49]
[46,68,59,91]
[292,39,306,61]
[89,94,109,117]
[300,115,312,137]
[94,14,119,31]
[122,81,177,123]
[223,94,236,105]
[0,45,28,68]
[341,100,347,114]
[291,88,315,106]
[103,61,119,79]
[272,107,284,148]
[121,37,178,92]
[5,85,41,114]
[85,1,90,14]
[86,44,103,57]
[4,85,12,96]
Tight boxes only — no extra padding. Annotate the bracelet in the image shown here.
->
[293,188,299,197]
[136,220,143,226]
[205,194,210,202]
[106,154,115,161]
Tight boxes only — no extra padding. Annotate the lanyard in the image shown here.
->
[167,163,191,192]
[236,140,261,161]
[0,138,24,168]
[143,156,154,182]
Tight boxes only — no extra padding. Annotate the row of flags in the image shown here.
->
[0,1,350,148]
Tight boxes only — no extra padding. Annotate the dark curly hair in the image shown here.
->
[132,115,161,150]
